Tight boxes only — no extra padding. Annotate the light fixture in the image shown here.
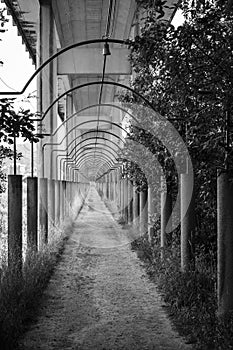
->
[103,42,111,56]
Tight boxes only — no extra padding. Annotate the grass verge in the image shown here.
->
[131,233,233,350]
[0,220,74,350]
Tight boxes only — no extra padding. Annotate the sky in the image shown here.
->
[0,3,37,112]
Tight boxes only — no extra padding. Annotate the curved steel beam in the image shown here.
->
[0,39,128,96]
[54,133,122,160]
[42,119,127,152]
[61,146,117,173]
[42,81,157,122]
[61,151,114,175]
[56,136,121,168]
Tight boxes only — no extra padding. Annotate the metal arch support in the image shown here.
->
[75,146,117,165]
[79,157,112,174]
[43,102,141,135]
[60,145,117,172]
[56,136,121,170]
[75,148,116,165]
[53,132,123,160]
[61,150,115,173]
[60,153,115,180]
[0,39,128,96]
[76,152,115,169]
[42,119,128,152]
[42,81,158,123]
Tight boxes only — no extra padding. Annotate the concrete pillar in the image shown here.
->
[66,181,70,216]
[39,177,48,245]
[8,175,22,274]
[180,173,195,271]
[120,178,124,219]
[106,174,109,199]
[148,185,156,242]
[38,0,57,179]
[160,178,172,255]
[60,180,66,222]
[140,188,148,236]
[55,180,60,224]
[133,184,140,228]
[48,179,55,225]
[113,171,117,203]
[217,171,233,317]
[124,178,129,223]
[27,177,38,251]
[128,180,133,223]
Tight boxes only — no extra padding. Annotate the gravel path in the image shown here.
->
[19,185,192,350]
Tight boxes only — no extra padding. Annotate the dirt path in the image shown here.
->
[19,185,191,350]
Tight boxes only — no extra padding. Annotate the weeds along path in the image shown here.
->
[19,185,191,350]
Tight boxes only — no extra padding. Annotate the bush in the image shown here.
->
[131,232,233,349]
[0,223,73,350]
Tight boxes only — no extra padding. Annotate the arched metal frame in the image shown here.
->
[62,149,116,171]
[60,153,116,180]
[46,102,133,179]
[43,119,129,177]
[0,37,182,185]
[77,156,113,172]
[54,133,122,163]
[0,39,129,96]
[56,137,122,179]
[75,154,114,175]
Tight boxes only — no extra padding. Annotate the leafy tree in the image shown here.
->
[0,6,8,65]
[119,0,233,259]
[0,99,41,190]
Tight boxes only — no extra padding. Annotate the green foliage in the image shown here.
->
[0,99,40,144]
[119,0,233,257]
[0,224,72,350]
[0,98,42,191]
[131,232,233,349]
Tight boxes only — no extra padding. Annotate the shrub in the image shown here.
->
[131,232,233,349]
[0,222,73,350]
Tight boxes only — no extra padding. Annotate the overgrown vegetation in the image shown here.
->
[118,0,233,348]
[132,233,233,349]
[0,223,73,350]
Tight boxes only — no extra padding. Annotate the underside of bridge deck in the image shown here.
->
[2,0,177,180]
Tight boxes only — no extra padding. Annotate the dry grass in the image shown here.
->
[0,221,74,350]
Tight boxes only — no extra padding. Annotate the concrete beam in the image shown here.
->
[58,48,131,75]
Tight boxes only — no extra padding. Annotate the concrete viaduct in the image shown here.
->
[1,0,233,320]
